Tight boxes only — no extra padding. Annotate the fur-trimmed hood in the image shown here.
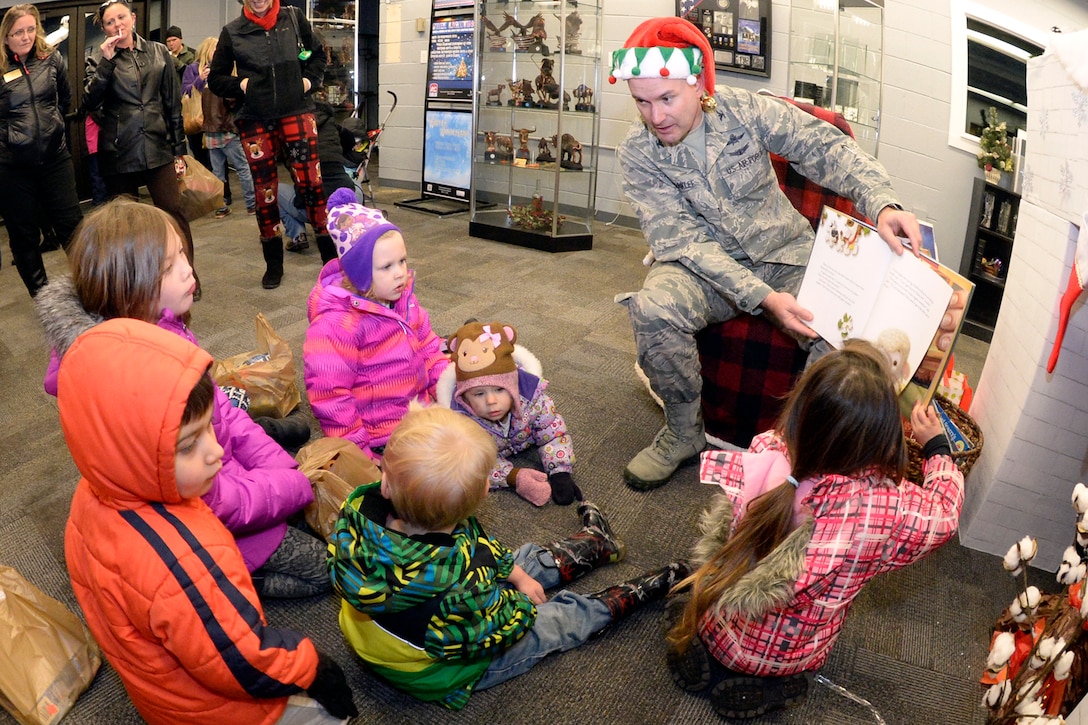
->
[691,493,813,620]
[36,276,103,362]
[436,344,542,409]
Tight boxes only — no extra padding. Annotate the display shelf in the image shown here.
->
[308,0,358,117]
[959,176,1021,342]
[470,0,600,252]
[787,0,883,157]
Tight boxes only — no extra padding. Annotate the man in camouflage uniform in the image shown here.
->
[609,17,922,490]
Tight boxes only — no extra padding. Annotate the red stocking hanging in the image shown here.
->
[1047,212,1088,373]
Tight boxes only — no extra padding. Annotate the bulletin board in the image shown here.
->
[677,0,771,79]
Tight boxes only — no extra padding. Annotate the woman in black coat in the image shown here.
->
[83,0,197,293]
[0,3,82,297]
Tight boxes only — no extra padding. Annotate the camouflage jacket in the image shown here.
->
[617,87,901,312]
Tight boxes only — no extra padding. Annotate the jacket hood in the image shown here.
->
[58,318,213,507]
[307,261,417,321]
[436,344,542,409]
[36,276,103,361]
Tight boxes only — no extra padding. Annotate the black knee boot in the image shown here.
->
[589,561,692,621]
[261,236,284,289]
[315,233,338,264]
[542,502,625,583]
[14,250,49,297]
[254,407,313,453]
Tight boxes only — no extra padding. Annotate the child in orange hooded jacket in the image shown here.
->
[58,318,356,725]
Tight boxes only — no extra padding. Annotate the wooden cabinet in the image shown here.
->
[959,176,1020,342]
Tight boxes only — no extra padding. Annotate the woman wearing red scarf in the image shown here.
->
[209,0,332,290]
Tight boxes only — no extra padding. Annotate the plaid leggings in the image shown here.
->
[236,113,328,239]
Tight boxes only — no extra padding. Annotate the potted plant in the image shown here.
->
[977,106,1014,184]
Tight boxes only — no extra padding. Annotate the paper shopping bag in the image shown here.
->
[177,154,223,222]
[211,313,301,418]
[296,437,381,542]
[0,567,101,725]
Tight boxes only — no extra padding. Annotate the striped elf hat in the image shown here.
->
[608,17,715,95]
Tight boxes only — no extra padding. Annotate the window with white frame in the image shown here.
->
[949,1,1046,155]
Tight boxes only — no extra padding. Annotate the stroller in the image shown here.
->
[340,90,398,208]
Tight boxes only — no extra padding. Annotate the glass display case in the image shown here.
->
[308,0,359,120]
[787,0,883,157]
[469,0,601,252]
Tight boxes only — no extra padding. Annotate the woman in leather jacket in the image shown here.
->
[0,4,83,298]
[209,0,332,290]
[83,0,197,293]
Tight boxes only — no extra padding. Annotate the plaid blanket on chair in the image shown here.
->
[698,98,868,448]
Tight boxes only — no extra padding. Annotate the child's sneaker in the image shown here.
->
[286,233,310,253]
[214,206,231,218]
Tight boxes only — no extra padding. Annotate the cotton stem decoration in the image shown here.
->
[982,483,1088,723]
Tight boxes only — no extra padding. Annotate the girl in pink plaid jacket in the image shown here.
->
[666,340,964,720]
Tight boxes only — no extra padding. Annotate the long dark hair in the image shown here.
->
[668,339,907,648]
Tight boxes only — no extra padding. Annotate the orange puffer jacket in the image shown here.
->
[58,319,319,725]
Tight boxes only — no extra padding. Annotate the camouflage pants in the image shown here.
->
[620,253,805,405]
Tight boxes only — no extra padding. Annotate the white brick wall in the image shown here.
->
[960,200,1086,569]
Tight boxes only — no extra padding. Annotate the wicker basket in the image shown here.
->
[906,394,983,484]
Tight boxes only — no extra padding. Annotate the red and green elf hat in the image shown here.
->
[608,17,715,95]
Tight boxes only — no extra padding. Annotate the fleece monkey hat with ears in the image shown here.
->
[448,321,522,416]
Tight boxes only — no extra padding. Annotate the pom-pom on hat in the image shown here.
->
[326,187,401,293]
[607,17,715,96]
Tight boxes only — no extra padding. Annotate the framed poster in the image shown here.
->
[427,16,475,101]
[677,0,770,79]
[421,107,473,202]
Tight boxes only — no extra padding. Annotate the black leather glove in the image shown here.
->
[548,472,582,506]
[307,651,358,720]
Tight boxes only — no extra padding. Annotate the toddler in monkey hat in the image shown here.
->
[326,187,400,294]
[437,321,583,506]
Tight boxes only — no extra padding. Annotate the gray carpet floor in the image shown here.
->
[0,184,1049,724]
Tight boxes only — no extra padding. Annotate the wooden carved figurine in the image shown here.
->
[535,136,555,164]
[534,58,562,109]
[573,83,595,112]
[556,133,583,170]
[513,126,536,161]
[486,84,505,106]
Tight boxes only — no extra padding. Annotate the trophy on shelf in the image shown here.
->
[556,133,583,171]
[513,126,536,162]
[483,131,513,163]
[507,78,534,108]
[533,58,561,109]
[535,135,555,164]
[486,84,506,106]
[555,10,583,54]
[481,15,514,52]
[511,12,550,55]
[573,84,595,113]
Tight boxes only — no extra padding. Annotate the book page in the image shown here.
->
[862,253,954,393]
[796,208,892,349]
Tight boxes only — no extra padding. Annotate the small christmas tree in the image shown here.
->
[977,107,1014,173]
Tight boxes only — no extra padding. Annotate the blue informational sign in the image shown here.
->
[427,17,474,101]
[422,108,473,202]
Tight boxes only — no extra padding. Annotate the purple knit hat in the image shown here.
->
[326,187,401,292]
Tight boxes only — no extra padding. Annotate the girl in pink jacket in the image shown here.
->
[304,188,448,462]
[36,199,329,599]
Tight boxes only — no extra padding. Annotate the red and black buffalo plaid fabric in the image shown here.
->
[698,98,868,447]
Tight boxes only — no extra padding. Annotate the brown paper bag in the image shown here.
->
[177,154,224,221]
[211,313,301,418]
[0,567,101,725]
[182,89,204,134]
[297,437,381,542]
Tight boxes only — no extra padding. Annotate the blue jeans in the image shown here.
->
[278,182,310,240]
[473,544,611,690]
[210,137,256,211]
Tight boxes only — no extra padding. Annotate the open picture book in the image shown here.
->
[796,207,975,413]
